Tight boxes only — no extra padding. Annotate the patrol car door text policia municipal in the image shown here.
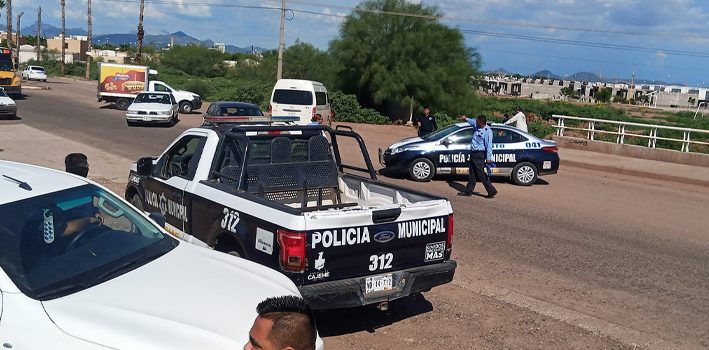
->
[380,123,559,185]
[125,121,457,310]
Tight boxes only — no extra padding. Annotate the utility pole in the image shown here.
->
[85,0,92,79]
[60,0,65,76]
[36,6,40,62]
[6,0,12,50]
[135,0,144,64]
[15,11,22,50]
[276,0,285,80]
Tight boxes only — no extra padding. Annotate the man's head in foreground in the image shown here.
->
[244,295,316,350]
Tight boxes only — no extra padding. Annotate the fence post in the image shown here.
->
[589,121,596,141]
[682,131,691,152]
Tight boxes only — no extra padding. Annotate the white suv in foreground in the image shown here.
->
[0,160,323,349]
[21,65,47,81]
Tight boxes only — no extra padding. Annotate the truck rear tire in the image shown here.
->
[179,101,193,114]
[116,98,131,110]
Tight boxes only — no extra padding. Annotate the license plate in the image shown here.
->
[143,116,150,121]
[365,274,393,294]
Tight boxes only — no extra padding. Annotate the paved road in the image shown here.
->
[7,79,709,349]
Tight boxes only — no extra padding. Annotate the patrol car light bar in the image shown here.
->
[203,115,300,124]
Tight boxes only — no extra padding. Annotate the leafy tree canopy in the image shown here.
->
[330,0,480,116]
[160,44,226,78]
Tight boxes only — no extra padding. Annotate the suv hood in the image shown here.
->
[128,103,173,112]
[388,136,425,149]
[42,243,300,349]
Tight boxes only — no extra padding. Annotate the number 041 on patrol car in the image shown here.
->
[379,123,560,185]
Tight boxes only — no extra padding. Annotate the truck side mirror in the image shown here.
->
[137,157,154,176]
[441,139,452,146]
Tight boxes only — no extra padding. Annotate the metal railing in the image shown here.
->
[552,115,709,153]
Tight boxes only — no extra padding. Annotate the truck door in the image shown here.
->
[435,128,473,172]
[141,134,207,236]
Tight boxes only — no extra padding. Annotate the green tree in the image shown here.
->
[281,40,338,89]
[595,88,612,103]
[329,0,480,117]
[560,86,579,99]
[160,45,226,77]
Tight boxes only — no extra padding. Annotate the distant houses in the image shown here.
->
[479,74,708,108]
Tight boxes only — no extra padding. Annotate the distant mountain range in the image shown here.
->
[21,22,267,54]
[489,68,673,86]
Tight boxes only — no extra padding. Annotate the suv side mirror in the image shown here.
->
[441,139,452,146]
[148,212,166,228]
[137,157,154,176]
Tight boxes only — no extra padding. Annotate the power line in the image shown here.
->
[95,0,709,40]
[462,29,709,59]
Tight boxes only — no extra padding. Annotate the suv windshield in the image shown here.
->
[0,60,13,72]
[273,89,313,105]
[423,124,461,141]
[0,184,177,300]
[134,93,171,104]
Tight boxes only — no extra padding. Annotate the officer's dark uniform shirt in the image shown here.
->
[416,113,437,135]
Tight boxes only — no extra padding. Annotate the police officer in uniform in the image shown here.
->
[458,114,497,198]
[414,105,437,137]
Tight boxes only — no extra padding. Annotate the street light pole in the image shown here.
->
[16,11,23,50]
[276,0,285,80]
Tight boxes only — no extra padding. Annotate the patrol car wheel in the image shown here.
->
[408,158,435,182]
[512,162,538,186]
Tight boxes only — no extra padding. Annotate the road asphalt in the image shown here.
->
[2,78,708,349]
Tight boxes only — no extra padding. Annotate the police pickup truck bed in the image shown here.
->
[125,122,456,309]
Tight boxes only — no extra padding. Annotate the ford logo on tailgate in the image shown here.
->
[373,230,396,243]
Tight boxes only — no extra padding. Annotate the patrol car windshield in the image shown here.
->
[422,124,461,141]
[0,184,177,300]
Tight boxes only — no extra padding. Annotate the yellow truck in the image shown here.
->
[0,47,21,96]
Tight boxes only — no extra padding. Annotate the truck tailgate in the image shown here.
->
[302,201,452,285]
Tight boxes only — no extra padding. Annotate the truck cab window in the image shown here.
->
[160,136,206,180]
[154,84,171,93]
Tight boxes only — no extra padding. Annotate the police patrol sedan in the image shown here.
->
[0,160,324,349]
[380,123,559,185]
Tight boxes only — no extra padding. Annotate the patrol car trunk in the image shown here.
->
[300,175,453,286]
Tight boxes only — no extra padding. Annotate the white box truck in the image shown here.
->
[97,62,202,113]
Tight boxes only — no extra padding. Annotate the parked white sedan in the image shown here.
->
[0,160,324,349]
[0,87,17,118]
[21,65,47,81]
[126,91,179,126]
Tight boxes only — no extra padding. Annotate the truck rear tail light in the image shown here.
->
[542,146,558,153]
[268,103,272,115]
[447,214,454,249]
[277,229,306,272]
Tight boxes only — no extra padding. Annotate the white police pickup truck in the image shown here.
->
[125,118,457,310]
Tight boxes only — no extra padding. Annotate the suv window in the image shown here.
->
[273,89,313,105]
[160,136,206,180]
[315,92,328,106]
[492,128,527,144]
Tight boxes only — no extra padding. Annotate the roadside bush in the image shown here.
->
[181,80,211,100]
[330,90,389,124]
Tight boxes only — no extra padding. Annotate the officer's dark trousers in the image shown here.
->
[466,151,497,195]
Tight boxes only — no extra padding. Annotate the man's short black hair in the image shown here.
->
[515,106,522,111]
[257,296,316,350]
[423,105,430,110]
[65,153,89,177]
[477,114,487,123]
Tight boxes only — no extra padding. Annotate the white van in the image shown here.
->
[269,79,332,125]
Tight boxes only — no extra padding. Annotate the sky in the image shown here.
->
[14,0,709,86]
